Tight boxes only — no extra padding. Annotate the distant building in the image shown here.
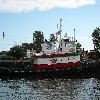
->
[0,51,8,56]
[26,50,34,58]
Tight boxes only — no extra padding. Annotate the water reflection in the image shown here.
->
[0,77,100,100]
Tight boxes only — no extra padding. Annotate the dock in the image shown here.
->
[0,59,100,77]
[0,59,33,74]
[0,59,31,62]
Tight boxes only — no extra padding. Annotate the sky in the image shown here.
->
[0,0,100,51]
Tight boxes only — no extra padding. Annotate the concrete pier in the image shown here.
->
[0,59,33,74]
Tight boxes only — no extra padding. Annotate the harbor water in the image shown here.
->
[0,72,100,100]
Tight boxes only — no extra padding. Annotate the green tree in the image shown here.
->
[92,27,100,51]
[33,31,44,52]
[21,43,33,52]
[49,34,56,42]
[8,43,34,59]
[88,51,100,60]
[9,45,24,59]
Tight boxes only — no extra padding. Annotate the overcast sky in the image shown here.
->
[0,0,99,51]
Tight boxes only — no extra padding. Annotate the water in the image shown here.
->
[0,75,100,100]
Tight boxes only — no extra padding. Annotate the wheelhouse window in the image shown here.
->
[60,48,62,52]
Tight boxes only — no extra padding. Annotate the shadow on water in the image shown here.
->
[0,68,100,80]
[0,68,100,100]
[0,72,100,100]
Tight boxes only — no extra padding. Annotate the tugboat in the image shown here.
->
[32,19,81,71]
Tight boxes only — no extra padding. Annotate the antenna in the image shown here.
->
[57,24,58,30]
[74,29,75,42]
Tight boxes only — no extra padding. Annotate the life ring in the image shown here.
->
[70,48,75,52]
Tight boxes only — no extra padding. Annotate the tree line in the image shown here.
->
[89,27,100,60]
[0,27,100,60]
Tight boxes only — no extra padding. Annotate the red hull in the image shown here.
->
[32,61,81,69]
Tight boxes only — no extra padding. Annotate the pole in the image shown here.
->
[3,32,5,39]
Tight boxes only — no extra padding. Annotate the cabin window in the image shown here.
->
[60,48,62,52]
[61,59,62,61]
[65,43,67,47]
[68,58,69,60]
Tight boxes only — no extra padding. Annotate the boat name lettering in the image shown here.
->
[50,59,57,63]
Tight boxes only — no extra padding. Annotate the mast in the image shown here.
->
[59,19,62,41]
